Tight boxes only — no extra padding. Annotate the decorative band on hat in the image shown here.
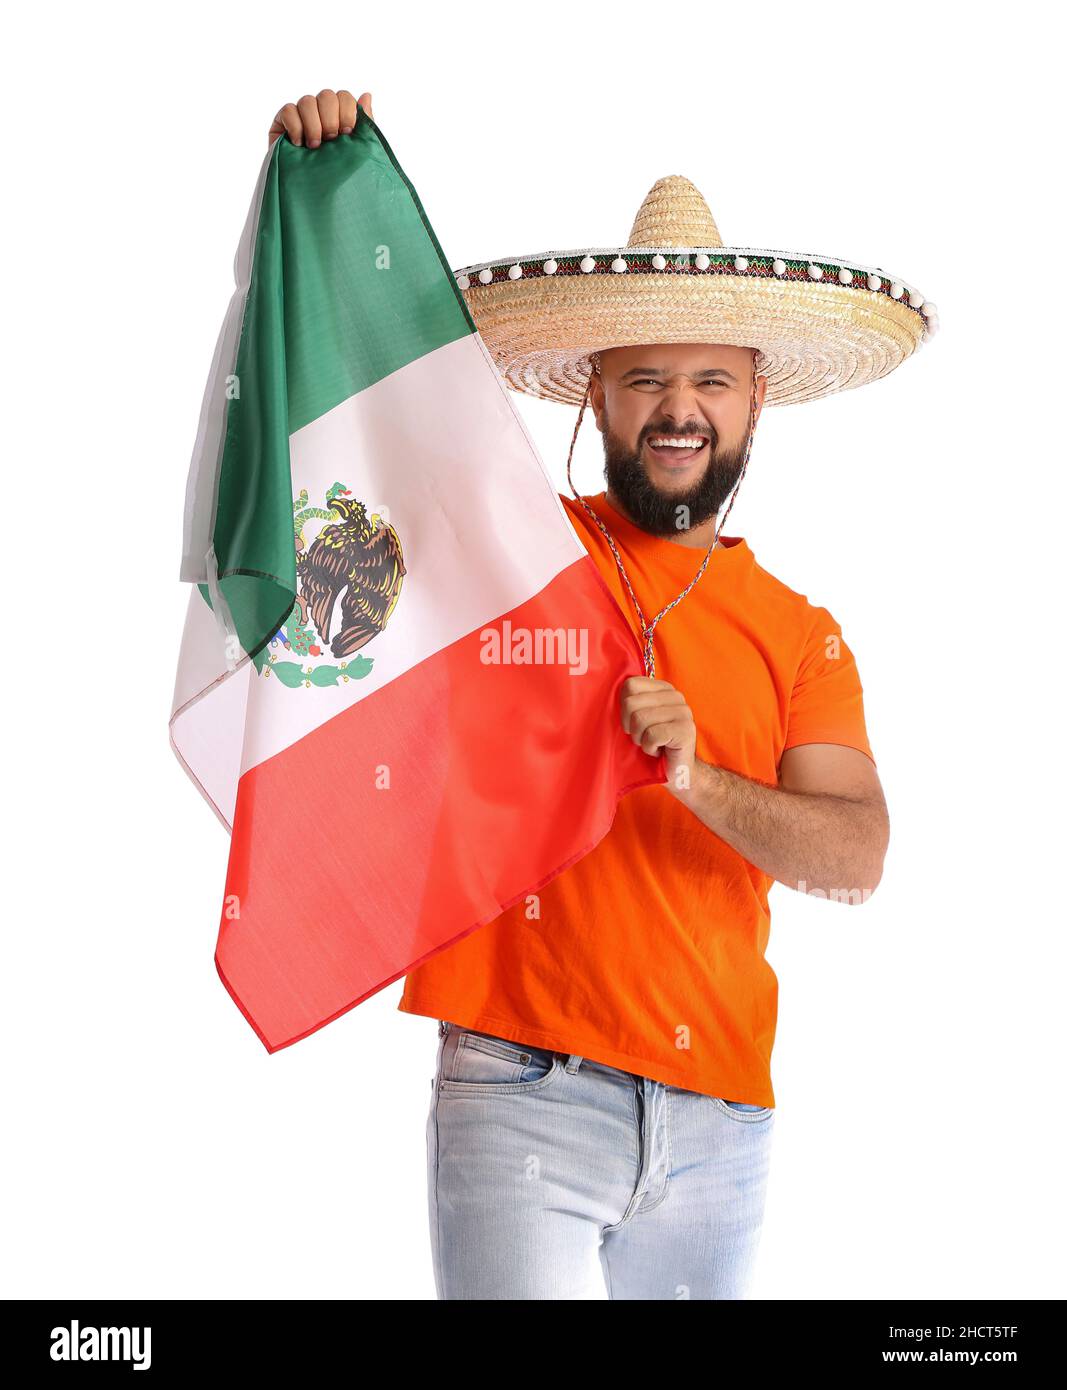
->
[453,251,937,334]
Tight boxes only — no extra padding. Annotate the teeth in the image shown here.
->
[648,436,706,449]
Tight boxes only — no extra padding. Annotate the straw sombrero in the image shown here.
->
[452,174,938,408]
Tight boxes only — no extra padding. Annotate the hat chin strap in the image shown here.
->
[564,356,759,679]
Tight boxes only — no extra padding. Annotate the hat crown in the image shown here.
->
[626,174,724,250]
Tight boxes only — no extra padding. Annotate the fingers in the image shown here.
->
[296,94,323,147]
[638,715,692,754]
[620,689,686,737]
[269,89,374,148]
[268,102,301,147]
[337,89,359,132]
[315,88,341,142]
[620,682,694,755]
[637,720,681,755]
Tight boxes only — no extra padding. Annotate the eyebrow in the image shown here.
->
[618,366,738,383]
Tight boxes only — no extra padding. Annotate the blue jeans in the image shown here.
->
[427,1020,775,1299]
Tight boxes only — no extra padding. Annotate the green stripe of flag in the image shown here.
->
[202,111,475,658]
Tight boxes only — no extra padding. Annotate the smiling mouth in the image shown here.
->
[644,433,710,467]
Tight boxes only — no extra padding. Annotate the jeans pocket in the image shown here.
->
[438,1025,561,1095]
[712,1095,774,1121]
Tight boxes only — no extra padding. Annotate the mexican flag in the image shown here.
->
[171,109,664,1053]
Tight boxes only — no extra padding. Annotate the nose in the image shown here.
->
[656,382,709,434]
[655,397,711,439]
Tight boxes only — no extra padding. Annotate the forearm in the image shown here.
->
[668,758,887,899]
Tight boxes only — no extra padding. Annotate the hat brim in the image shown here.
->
[453,248,934,407]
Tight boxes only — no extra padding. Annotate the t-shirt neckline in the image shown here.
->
[587,490,748,563]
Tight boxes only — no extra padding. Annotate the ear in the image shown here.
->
[753,370,767,426]
[587,369,606,431]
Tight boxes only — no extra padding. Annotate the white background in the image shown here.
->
[3,0,1063,1301]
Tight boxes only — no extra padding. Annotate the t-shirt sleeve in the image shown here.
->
[783,606,876,767]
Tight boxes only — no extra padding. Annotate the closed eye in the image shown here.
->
[629,378,727,389]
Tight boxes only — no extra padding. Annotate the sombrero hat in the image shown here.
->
[452,174,938,408]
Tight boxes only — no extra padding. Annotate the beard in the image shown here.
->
[602,416,750,538]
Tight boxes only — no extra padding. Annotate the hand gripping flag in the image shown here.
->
[171,111,665,1053]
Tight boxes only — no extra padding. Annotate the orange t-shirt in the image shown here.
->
[398,490,875,1107]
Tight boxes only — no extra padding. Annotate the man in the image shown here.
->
[268,91,931,1301]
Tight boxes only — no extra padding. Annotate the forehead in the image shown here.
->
[599,343,753,374]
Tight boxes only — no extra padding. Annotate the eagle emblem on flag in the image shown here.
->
[255,481,406,688]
